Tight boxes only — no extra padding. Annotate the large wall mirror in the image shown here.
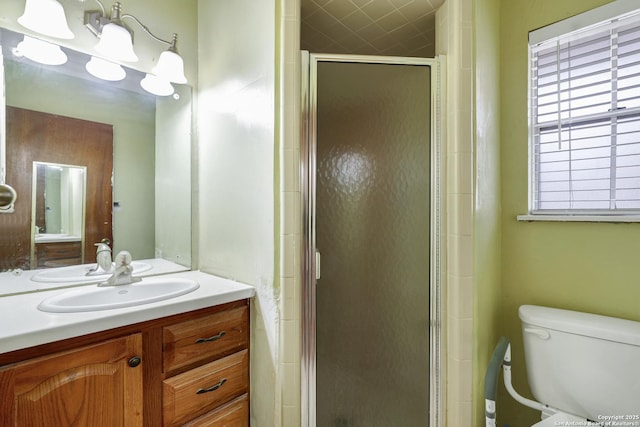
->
[0,27,192,273]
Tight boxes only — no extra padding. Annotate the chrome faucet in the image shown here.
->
[87,239,113,275]
[99,251,141,286]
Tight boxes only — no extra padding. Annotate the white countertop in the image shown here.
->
[0,270,255,355]
[34,234,82,243]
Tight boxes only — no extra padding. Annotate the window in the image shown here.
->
[527,2,640,218]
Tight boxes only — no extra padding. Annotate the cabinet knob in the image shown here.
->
[128,356,142,368]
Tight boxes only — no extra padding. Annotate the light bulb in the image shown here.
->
[18,0,73,39]
[14,36,67,65]
[140,74,174,96]
[95,23,138,63]
[152,50,187,84]
[86,57,126,81]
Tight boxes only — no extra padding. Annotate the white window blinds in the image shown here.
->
[529,10,640,214]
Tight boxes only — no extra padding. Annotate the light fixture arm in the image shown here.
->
[84,1,181,51]
[89,0,106,18]
[81,1,187,87]
[121,14,176,48]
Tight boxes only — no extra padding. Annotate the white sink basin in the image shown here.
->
[31,261,153,283]
[38,277,200,313]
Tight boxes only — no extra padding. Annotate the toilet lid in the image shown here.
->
[533,412,588,427]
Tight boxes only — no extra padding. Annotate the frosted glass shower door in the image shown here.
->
[314,60,432,426]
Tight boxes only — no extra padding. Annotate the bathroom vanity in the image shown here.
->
[0,271,254,426]
[33,240,83,268]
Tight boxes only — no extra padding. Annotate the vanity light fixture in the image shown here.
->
[140,73,174,97]
[13,35,68,66]
[152,34,187,84]
[85,56,126,81]
[86,2,138,63]
[84,0,187,87]
[18,0,74,40]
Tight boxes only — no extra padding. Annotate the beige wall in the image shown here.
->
[196,0,278,425]
[498,0,635,425]
[155,84,193,267]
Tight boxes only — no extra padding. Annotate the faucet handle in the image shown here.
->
[92,242,113,274]
[95,242,111,250]
[114,250,133,267]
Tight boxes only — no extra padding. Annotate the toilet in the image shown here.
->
[517,305,640,426]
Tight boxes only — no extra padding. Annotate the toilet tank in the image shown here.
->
[519,305,640,421]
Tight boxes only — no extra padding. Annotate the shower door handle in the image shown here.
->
[315,250,321,280]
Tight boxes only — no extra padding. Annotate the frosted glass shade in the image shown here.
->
[18,0,73,39]
[140,74,174,96]
[152,50,187,84]
[95,23,138,63]
[86,57,126,81]
[15,36,67,65]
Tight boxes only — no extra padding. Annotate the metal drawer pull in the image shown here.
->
[195,331,226,344]
[196,378,227,394]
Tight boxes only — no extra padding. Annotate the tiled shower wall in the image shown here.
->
[279,0,303,425]
[437,0,475,425]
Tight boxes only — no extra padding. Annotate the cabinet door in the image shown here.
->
[0,334,143,427]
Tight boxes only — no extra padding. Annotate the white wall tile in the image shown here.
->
[280,1,302,425]
[438,0,474,423]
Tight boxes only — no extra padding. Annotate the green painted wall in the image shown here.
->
[498,1,635,425]
[473,0,502,424]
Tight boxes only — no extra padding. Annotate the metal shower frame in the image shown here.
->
[300,52,446,427]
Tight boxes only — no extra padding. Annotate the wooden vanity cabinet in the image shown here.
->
[0,334,143,426]
[162,305,250,426]
[0,299,250,427]
[34,241,83,268]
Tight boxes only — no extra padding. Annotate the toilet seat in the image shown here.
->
[533,412,591,427]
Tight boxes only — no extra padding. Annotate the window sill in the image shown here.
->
[517,214,640,223]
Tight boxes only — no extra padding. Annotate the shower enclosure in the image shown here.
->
[301,53,443,427]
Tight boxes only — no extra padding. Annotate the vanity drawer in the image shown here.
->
[35,242,82,268]
[162,350,249,427]
[181,394,249,427]
[163,305,248,374]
